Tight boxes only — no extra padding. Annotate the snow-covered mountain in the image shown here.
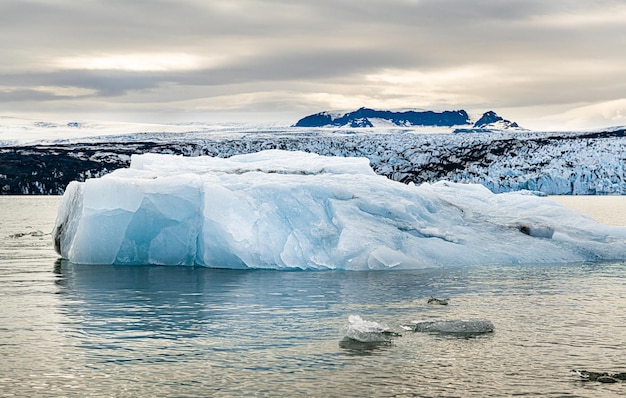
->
[473,110,519,129]
[1,124,624,195]
[293,107,522,132]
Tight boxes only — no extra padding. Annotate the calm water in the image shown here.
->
[1,196,625,397]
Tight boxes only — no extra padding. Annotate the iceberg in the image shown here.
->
[53,150,626,269]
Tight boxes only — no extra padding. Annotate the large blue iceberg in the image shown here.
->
[53,150,626,269]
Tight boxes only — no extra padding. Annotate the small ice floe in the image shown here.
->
[572,369,626,383]
[342,315,401,343]
[427,297,449,305]
[403,318,494,336]
[8,230,45,239]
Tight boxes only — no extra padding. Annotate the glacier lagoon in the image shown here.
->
[2,195,626,397]
[53,150,626,269]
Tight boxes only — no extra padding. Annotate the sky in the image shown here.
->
[1,0,625,130]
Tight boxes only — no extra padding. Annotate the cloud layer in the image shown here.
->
[1,0,625,128]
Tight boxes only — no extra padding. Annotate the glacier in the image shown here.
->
[53,150,626,269]
[2,125,624,195]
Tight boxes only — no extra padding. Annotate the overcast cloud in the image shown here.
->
[1,0,625,128]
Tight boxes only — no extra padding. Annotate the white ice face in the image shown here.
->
[53,150,626,269]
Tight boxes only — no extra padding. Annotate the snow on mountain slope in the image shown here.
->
[473,111,519,129]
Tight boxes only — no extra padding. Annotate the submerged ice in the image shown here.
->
[53,150,626,269]
[404,319,495,336]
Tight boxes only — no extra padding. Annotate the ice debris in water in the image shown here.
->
[9,230,45,238]
[572,370,626,383]
[427,297,449,305]
[343,315,400,343]
[52,150,626,269]
[403,318,495,336]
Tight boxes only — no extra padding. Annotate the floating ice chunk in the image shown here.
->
[404,318,495,335]
[53,150,626,269]
[343,315,399,343]
[572,369,626,383]
[427,297,449,305]
[9,230,45,238]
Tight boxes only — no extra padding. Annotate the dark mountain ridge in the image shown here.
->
[294,107,471,128]
[294,107,520,131]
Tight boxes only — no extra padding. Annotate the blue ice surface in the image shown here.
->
[53,150,626,269]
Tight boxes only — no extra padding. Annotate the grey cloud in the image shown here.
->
[0,89,72,102]
[2,0,622,67]
[0,0,624,126]
[0,44,429,99]
[0,70,165,97]
[180,48,430,85]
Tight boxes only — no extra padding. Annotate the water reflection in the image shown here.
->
[338,337,394,356]
[53,261,472,326]
[50,261,473,367]
[55,261,302,346]
[43,260,626,397]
